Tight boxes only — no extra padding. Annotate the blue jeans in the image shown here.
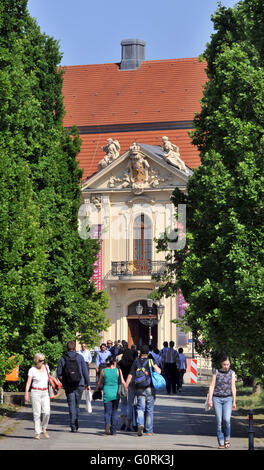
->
[66,386,84,430]
[137,387,155,433]
[104,399,120,435]
[120,396,127,417]
[213,396,233,445]
[127,385,136,421]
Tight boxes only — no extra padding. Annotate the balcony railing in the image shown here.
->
[111,260,167,277]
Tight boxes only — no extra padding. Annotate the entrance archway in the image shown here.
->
[127,300,157,348]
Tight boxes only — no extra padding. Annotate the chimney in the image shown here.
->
[120,39,146,70]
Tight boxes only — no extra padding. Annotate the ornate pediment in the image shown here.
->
[82,138,192,193]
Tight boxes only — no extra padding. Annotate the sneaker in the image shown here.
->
[34,434,41,439]
[42,430,50,439]
[137,425,144,436]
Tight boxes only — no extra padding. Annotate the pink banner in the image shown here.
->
[91,225,103,291]
[177,290,189,317]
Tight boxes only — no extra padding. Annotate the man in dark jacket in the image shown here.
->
[57,340,90,432]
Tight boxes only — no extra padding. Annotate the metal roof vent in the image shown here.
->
[120,39,146,70]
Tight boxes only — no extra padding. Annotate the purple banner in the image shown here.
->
[91,225,103,291]
[177,290,189,317]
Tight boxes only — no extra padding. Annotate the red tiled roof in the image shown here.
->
[62,58,207,127]
[62,58,207,178]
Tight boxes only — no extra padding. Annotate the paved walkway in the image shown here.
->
[0,383,253,451]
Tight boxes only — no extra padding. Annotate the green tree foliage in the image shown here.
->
[155,0,264,382]
[0,0,109,385]
[0,1,47,385]
[77,289,110,346]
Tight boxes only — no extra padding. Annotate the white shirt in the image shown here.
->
[28,365,49,389]
[78,349,92,364]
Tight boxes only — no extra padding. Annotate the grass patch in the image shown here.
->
[236,382,264,414]
[236,381,264,439]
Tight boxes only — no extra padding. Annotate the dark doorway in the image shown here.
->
[127,300,158,348]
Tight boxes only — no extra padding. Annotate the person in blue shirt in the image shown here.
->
[110,340,123,356]
[95,343,112,381]
[57,341,90,433]
[177,348,187,392]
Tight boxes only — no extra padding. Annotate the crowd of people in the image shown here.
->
[24,339,186,439]
[24,341,236,449]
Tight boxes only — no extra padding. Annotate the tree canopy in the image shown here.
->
[0,0,109,387]
[155,0,264,381]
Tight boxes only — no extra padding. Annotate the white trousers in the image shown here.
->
[31,390,50,435]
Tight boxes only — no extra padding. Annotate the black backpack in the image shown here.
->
[133,358,152,388]
[63,353,82,384]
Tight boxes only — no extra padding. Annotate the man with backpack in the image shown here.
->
[125,345,161,437]
[57,341,91,432]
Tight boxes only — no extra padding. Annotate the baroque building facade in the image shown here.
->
[62,40,207,349]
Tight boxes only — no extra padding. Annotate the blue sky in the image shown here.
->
[28,0,238,66]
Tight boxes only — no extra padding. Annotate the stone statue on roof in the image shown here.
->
[129,142,149,188]
[162,136,188,173]
[98,138,120,170]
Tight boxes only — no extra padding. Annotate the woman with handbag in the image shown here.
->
[94,356,127,435]
[207,355,237,449]
[24,353,50,440]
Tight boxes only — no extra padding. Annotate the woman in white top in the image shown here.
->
[25,353,50,439]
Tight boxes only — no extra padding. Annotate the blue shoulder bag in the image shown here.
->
[148,359,166,390]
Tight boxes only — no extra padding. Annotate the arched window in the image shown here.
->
[133,214,152,274]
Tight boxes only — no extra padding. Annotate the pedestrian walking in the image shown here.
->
[177,348,187,392]
[131,344,138,359]
[160,341,169,358]
[207,355,237,449]
[160,341,169,373]
[78,342,92,381]
[117,348,135,431]
[126,344,161,436]
[162,341,179,394]
[57,340,91,432]
[24,353,50,440]
[149,345,162,367]
[95,343,112,383]
[106,340,113,351]
[110,340,122,357]
[94,356,127,435]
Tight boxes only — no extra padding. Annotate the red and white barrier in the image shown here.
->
[190,359,198,384]
[186,358,198,384]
